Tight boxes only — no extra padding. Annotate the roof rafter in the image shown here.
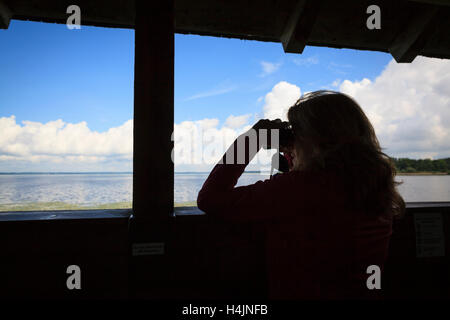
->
[408,0,450,6]
[281,0,321,54]
[389,5,440,62]
[0,0,12,29]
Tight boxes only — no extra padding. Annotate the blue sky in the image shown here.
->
[1,20,449,172]
[0,20,391,131]
[0,20,134,133]
[175,35,391,125]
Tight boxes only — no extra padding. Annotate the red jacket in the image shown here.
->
[197,133,393,299]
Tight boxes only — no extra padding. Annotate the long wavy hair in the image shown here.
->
[287,90,405,218]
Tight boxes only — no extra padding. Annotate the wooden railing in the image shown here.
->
[0,202,449,299]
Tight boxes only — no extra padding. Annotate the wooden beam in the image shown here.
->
[133,0,174,220]
[408,0,450,6]
[281,0,306,53]
[0,0,12,29]
[389,6,440,63]
[281,0,321,54]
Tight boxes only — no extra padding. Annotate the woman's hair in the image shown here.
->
[287,90,405,218]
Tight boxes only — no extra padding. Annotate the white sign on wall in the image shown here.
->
[414,212,445,258]
[132,242,165,256]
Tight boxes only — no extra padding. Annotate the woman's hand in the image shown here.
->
[251,118,291,150]
[252,118,286,131]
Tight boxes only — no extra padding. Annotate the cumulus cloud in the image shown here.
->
[224,114,252,129]
[255,57,450,160]
[262,81,301,120]
[173,117,274,172]
[2,56,449,172]
[0,116,133,157]
[0,116,133,171]
[0,114,272,172]
[339,56,450,159]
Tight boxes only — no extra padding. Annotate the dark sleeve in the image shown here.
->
[197,130,308,223]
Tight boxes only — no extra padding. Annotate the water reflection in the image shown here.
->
[0,173,448,208]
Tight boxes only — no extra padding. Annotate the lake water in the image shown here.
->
[0,173,449,210]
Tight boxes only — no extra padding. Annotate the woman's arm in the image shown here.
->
[197,120,305,223]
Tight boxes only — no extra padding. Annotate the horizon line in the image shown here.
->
[0,170,268,174]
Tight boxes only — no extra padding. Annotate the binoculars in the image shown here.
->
[270,122,295,176]
[279,122,295,148]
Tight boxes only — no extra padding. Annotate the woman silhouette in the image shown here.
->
[197,90,405,299]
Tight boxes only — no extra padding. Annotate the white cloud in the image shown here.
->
[262,81,301,120]
[0,114,266,172]
[224,114,252,129]
[0,116,133,157]
[293,55,319,66]
[173,117,273,172]
[0,116,133,171]
[339,56,450,159]
[2,56,449,172]
[260,61,281,76]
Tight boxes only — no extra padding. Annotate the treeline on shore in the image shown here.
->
[389,157,450,174]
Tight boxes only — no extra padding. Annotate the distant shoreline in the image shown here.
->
[181,171,446,176]
[0,171,447,175]
[0,172,133,175]
[0,171,269,175]
[397,172,448,175]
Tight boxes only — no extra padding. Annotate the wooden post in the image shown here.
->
[129,0,174,298]
[0,1,12,29]
[132,0,174,221]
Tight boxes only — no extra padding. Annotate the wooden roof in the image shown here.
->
[1,0,449,62]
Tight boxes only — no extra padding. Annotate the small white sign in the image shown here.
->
[132,242,165,256]
[414,212,445,258]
